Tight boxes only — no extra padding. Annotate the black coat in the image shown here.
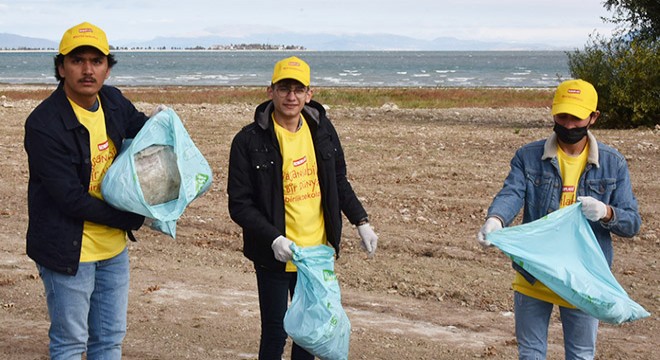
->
[227,100,368,271]
[24,83,147,275]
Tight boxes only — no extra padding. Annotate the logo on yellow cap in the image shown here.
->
[59,21,110,56]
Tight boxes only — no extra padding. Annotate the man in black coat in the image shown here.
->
[228,56,378,359]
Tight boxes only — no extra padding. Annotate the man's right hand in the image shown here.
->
[149,104,168,118]
[271,236,294,262]
[477,217,503,247]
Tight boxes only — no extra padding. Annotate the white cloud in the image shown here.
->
[0,0,616,48]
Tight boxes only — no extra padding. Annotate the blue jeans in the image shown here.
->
[254,265,314,360]
[514,291,599,360]
[37,247,130,360]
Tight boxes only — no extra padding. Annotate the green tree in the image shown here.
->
[568,36,660,128]
[604,0,660,40]
[567,1,660,128]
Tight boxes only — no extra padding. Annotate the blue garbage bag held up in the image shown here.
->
[487,202,650,324]
[101,108,212,238]
[284,244,350,360]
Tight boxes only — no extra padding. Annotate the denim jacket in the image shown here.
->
[487,132,641,282]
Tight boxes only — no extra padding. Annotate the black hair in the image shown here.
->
[53,46,117,81]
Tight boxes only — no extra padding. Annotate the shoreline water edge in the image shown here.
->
[0,50,571,88]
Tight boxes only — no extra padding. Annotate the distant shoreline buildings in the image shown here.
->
[1,43,306,51]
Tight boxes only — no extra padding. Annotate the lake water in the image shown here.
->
[0,50,571,88]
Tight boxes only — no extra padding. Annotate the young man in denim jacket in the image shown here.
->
[477,79,641,359]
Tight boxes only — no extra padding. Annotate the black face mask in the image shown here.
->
[553,122,589,144]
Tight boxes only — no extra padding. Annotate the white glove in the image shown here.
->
[149,104,168,118]
[578,196,608,221]
[357,223,378,258]
[271,236,294,262]
[477,217,503,247]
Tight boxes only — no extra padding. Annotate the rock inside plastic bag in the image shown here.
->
[134,145,181,205]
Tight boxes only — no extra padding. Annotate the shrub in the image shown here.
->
[568,38,660,129]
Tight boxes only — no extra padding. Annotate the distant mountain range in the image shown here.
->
[0,33,58,49]
[0,31,564,51]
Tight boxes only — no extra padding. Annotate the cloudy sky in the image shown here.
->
[0,0,617,47]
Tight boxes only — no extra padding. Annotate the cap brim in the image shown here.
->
[271,75,309,86]
[551,103,592,120]
[60,44,109,56]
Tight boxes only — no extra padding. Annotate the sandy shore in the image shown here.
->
[1,86,658,359]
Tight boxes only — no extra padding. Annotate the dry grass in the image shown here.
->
[313,87,553,108]
[1,85,553,109]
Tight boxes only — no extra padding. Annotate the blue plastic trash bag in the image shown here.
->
[487,202,650,324]
[101,108,212,238]
[284,244,351,360]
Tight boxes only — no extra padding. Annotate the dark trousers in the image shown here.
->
[254,265,314,360]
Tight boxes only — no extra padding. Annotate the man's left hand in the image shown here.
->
[578,196,609,221]
[357,223,378,258]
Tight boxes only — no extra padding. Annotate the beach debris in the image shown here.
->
[1,95,13,108]
[134,145,181,205]
[1,101,14,108]
[380,102,399,111]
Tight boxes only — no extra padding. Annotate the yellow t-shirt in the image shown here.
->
[69,98,127,262]
[512,143,589,307]
[274,115,326,272]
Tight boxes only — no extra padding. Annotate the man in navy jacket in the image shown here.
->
[24,22,156,359]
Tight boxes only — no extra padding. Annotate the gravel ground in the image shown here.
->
[1,93,658,359]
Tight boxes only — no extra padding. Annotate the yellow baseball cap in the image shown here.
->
[59,21,110,55]
[271,56,310,86]
[551,79,598,119]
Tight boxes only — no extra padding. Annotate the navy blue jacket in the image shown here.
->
[24,83,147,275]
[227,100,368,271]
